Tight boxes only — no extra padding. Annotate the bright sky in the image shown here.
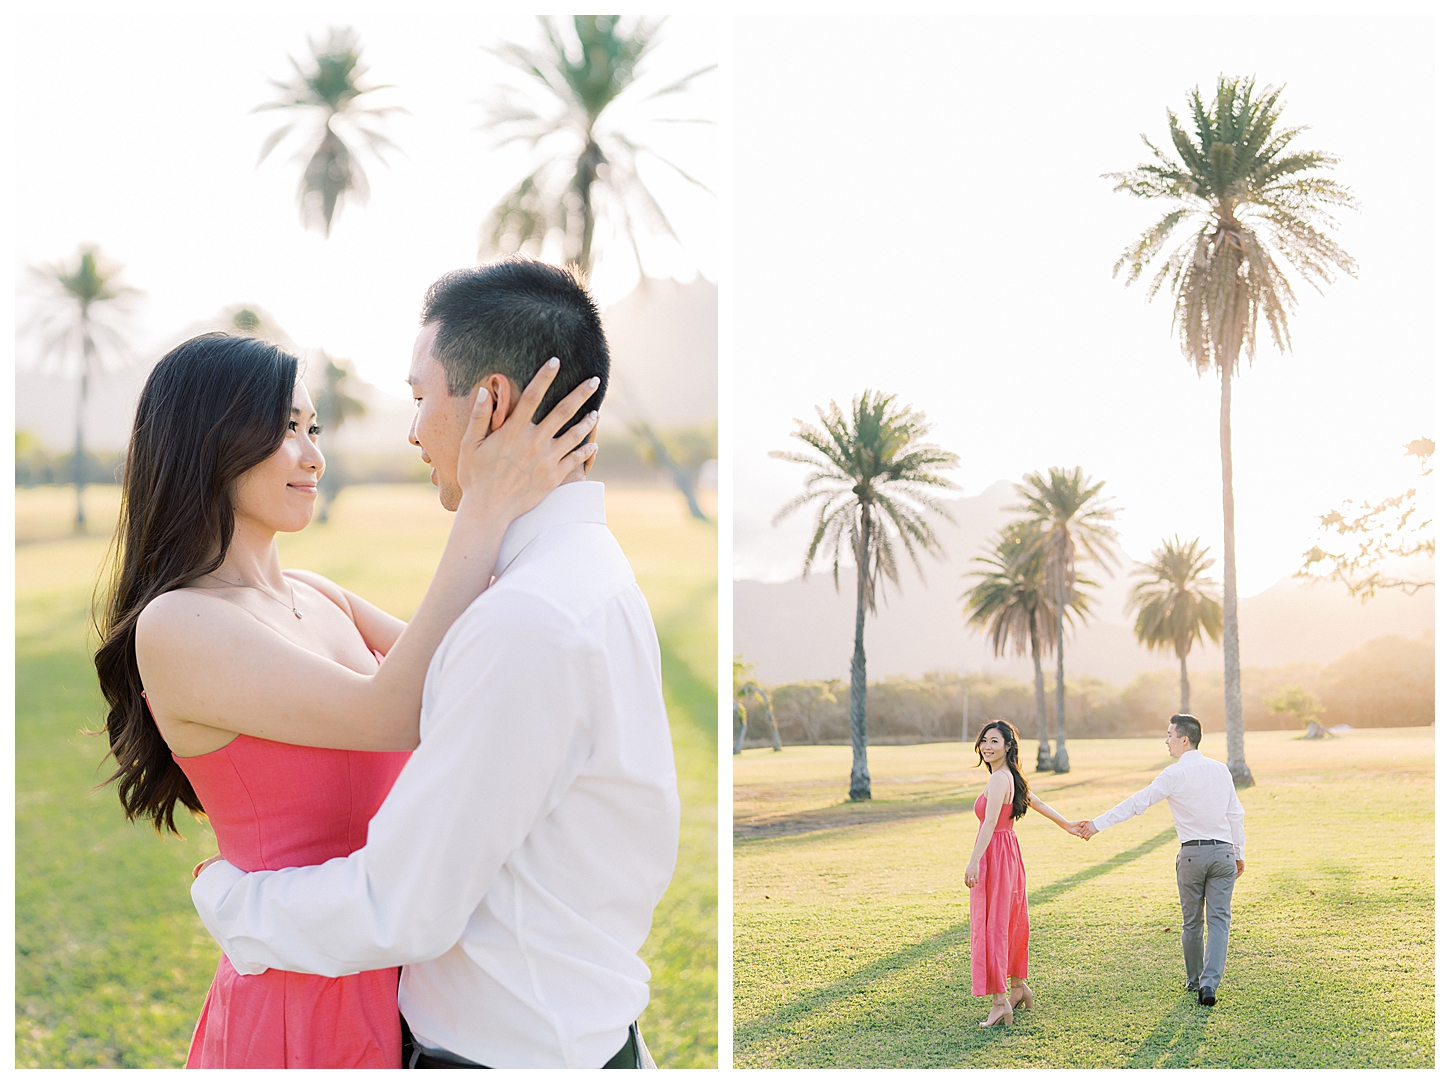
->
[13,5,716,399]
[730,4,1437,598]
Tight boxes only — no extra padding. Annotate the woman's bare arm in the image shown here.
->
[964,770,1011,887]
[136,367,598,753]
[1028,791,1077,832]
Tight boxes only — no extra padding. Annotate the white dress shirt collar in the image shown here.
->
[1179,749,1205,763]
[495,480,606,577]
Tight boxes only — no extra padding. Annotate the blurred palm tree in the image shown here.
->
[479,16,714,521]
[256,26,403,237]
[963,520,1092,772]
[772,391,959,800]
[312,354,368,522]
[732,658,780,755]
[223,304,294,347]
[25,246,140,532]
[1010,467,1118,773]
[478,15,713,274]
[1126,536,1223,714]
[1106,76,1356,786]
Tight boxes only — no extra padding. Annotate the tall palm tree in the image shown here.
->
[256,26,402,237]
[1107,77,1356,786]
[479,15,714,274]
[312,354,368,523]
[963,521,1093,771]
[25,246,139,532]
[772,391,959,800]
[1126,536,1223,713]
[1011,467,1119,772]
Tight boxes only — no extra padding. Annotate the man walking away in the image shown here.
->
[1074,714,1245,1006]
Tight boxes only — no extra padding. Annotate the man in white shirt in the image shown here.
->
[191,258,681,1068]
[1074,714,1245,1006]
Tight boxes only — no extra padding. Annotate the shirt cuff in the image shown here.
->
[191,860,268,976]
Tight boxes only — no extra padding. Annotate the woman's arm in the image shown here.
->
[1028,792,1078,832]
[964,771,1011,888]
[137,367,598,753]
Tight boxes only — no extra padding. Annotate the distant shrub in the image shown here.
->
[740,632,1434,746]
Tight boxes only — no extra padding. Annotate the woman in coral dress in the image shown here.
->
[94,334,599,1067]
[963,719,1079,1027]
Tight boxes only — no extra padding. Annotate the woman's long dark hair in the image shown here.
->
[94,334,298,833]
[974,719,1030,820]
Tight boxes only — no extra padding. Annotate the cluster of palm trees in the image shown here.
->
[28,16,713,529]
[773,76,1354,797]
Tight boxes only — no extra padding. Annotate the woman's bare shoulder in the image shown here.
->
[135,587,256,652]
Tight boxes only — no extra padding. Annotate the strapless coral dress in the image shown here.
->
[969,790,1030,996]
[173,734,410,1068]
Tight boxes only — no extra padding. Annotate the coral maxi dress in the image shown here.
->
[969,790,1030,996]
[173,727,410,1068]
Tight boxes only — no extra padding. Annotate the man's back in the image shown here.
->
[401,486,680,1066]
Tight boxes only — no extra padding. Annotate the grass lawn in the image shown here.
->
[15,483,717,1068]
[734,728,1433,1068]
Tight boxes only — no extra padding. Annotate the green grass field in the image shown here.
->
[15,483,717,1068]
[734,729,1433,1068]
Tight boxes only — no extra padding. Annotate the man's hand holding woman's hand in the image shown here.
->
[1066,819,1097,840]
[455,360,601,521]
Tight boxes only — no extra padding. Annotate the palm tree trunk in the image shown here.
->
[1030,621,1051,772]
[1218,362,1253,786]
[1053,577,1069,773]
[73,329,94,533]
[573,140,604,273]
[1178,652,1190,714]
[848,504,873,800]
[732,701,746,755]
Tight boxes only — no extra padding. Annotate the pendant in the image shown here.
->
[293,608,303,620]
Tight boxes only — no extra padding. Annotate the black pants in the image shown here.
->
[401,1016,640,1069]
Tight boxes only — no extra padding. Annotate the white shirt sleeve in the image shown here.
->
[191,596,595,977]
[1226,776,1247,862]
[1091,767,1176,833]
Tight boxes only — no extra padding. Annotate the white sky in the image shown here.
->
[730,4,1436,598]
[13,5,716,399]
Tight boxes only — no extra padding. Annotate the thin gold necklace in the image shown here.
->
[202,571,302,619]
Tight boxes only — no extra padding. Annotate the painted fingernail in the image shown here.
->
[587,410,599,422]
[547,357,560,369]
[589,376,600,388]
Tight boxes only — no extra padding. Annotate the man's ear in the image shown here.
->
[483,373,517,432]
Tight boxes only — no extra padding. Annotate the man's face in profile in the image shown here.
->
[407,323,475,511]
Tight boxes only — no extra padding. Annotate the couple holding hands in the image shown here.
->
[963,714,1247,1027]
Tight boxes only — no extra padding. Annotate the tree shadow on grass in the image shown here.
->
[1029,828,1178,908]
[1125,993,1211,1068]
[735,797,978,843]
[738,829,1180,1052]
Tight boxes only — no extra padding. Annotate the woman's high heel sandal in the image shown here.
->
[979,1000,1014,1028]
[1010,983,1034,1011]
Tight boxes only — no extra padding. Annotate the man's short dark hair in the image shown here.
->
[1170,714,1201,747]
[420,257,609,430]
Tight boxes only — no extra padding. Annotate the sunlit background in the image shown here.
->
[731,6,1435,697]
[15,5,716,490]
[733,6,1431,597]
[14,7,718,1069]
